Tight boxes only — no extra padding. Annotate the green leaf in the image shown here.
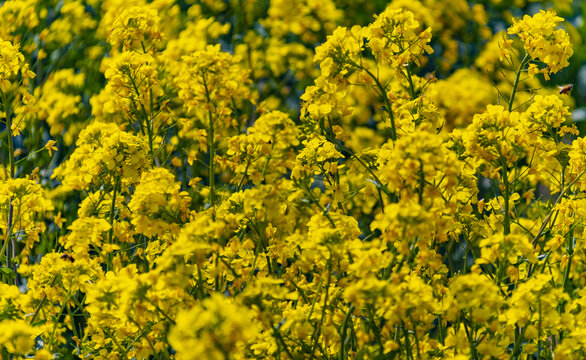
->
[0,266,15,279]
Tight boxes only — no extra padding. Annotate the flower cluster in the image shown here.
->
[507,9,573,79]
[52,121,150,190]
[0,2,585,360]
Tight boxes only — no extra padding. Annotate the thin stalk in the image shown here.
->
[403,325,414,360]
[144,86,156,165]
[508,54,529,112]
[107,179,120,271]
[562,230,574,293]
[408,316,422,360]
[404,66,417,100]
[237,156,252,191]
[302,182,336,227]
[273,325,295,360]
[196,265,205,300]
[501,156,511,235]
[289,278,310,304]
[510,325,527,359]
[417,160,424,205]
[349,61,397,141]
[128,319,160,360]
[1,90,16,284]
[306,275,324,322]
[333,140,394,208]
[108,179,120,244]
[537,299,542,360]
[30,276,58,325]
[202,74,216,207]
[309,256,332,359]
[339,304,355,360]
[48,290,75,350]
[528,170,586,277]
[105,329,129,357]
[532,170,584,246]
[147,299,176,325]
[366,303,384,354]
[260,139,276,178]
[127,73,155,162]
[463,319,478,360]
[438,315,445,346]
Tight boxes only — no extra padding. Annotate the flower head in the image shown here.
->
[508,10,572,78]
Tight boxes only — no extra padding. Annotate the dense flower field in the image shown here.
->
[1,0,586,359]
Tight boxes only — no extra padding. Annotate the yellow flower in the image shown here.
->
[366,8,433,67]
[128,168,191,237]
[0,319,37,355]
[168,294,259,360]
[10,123,21,136]
[52,121,149,190]
[108,5,161,52]
[44,139,58,156]
[34,69,85,145]
[508,10,572,77]
[53,211,66,229]
[34,349,52,360]
[498,37,513,61]
[527,63,539,79]
[0,38,26,85]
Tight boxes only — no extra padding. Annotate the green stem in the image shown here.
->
[350,61,397,141]
[237,156,252,191]
[438,315,445,346]
[196,265,205,300]
[30,276,58,325]
[119,324,155,358]
[66,302,81,341]
[510,325,527,359]
[408,316,422,359]
[202,74,215,207]
[289,278,310,304]
[508,54,529,112]
[404,66,417,100]
[108,179,120,244]
[147,299,176,325]
[301,182,336,227]
[1,90,15,285]
[463,319,478,360]
[107,179,120,271]
[537,298,542,360]
[366,304,384,354]
[417,160,424,205]
[528,170,585,277]
[339,304,355,360]
[127,73,155,162]
[48,290,75,350]
[273,325,295,359]
[144,86,156,165]
[333,140,394,207]
[403,324,414,360]
[128,319,159,359]
[501,156,511,236]
[310,256,332,359]
[146,110,155,164]
[562,230,574,293]
[261,138,276,179]
[104,329,128,357]
[531,169,584,246]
